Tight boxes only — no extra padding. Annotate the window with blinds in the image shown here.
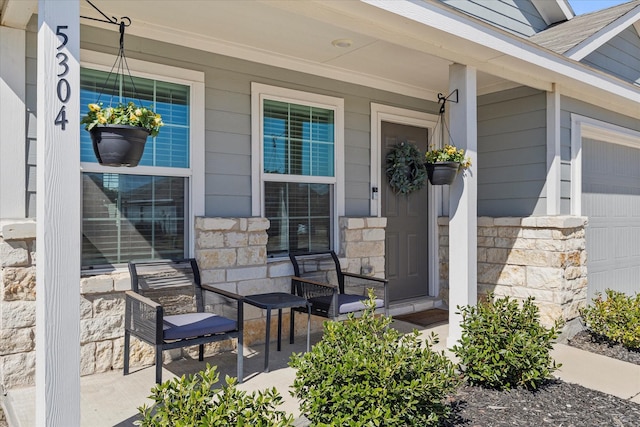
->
[263,100,334,177]
[80,69,190,268]
[265,182,331,255]
[261,98,336,256]
[82,173,186,266]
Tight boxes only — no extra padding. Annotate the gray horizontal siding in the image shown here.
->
[439,0,547,37]
[68,25,434,219]
[582,27,640,85]
[477,87,547,217]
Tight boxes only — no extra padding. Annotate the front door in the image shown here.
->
[381,121,429,301]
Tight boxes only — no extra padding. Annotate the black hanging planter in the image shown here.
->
[426,161,460,185]
[80,12,163,167]
[90,125,149,167]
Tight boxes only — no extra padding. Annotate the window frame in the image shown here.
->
[251,83,345,255]
[80,50,205,271]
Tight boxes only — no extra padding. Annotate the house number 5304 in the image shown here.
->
[54,25,71,130]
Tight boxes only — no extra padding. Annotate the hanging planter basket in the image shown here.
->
[426,161,460,185]
[80,17,163,167]
[90,125,149,167]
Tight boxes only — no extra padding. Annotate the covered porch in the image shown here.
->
[2,0,627,424]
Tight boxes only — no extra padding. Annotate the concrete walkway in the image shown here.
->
[3,320,639,426]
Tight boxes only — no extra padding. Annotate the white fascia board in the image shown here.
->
[532,0,573,25]
[566,6,640,60]
[362,1,640,105]
[1,0,36,29]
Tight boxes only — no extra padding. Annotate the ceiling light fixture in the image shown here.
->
[331,38,353,48]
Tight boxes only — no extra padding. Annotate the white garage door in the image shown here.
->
[582,138,640,301]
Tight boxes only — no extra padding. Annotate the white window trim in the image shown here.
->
[370,103,440,296]
[80,50,205,263]
[251,82,345,252]
[571,113,640,216]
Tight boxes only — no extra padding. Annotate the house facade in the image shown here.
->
[2,0,640,422]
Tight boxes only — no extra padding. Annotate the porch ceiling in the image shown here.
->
[72,0,508,99]
[5,0,640,115]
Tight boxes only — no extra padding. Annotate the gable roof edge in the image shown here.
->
[566,5,640,60]
[531,0,573,25]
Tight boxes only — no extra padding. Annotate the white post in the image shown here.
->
[36,1,81,425]
[0,26,26,219]
[446,63,478,348]
[546,86,561,215]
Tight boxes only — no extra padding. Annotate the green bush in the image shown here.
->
[136,364,293,427]
[580,289,640,349]
[289,292,461,427]
[452,294,561,390]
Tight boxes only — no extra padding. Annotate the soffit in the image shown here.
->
[0,0,37,28]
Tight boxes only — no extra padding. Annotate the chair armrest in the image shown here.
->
[342,272,388,284]
[125,290,161,309]
[291,276,337,298]
[124,290,163,345]
[292,276,336,290]
[201,284,243,301]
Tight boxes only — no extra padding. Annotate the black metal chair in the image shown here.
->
[124,258,243,384]
[289,250,388,342]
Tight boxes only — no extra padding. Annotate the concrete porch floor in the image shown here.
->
[1,297,441,427]
[3,297,639,426]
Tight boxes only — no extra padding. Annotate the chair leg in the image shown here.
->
[123,330,131,376]
[155,346,163,384]
[290,308,295,344]
[198,344,204,362]
[237,334,243,384]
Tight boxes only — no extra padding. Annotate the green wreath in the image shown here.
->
[385,142,427,195]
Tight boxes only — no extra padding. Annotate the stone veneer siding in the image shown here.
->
[0,216,384,390]
[438,216,588,327]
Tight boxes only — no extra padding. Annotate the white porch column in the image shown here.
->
[447,64,478,348]
[0,26,26,219]
[546,86,561,215]
[36,1,81,425]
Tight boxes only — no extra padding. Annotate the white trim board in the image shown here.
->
[570,113,640,216]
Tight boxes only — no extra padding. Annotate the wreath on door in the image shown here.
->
[385,142,427,195]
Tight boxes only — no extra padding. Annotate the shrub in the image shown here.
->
[289,292,461,427]
[136,364,293,427]
[452,294,561,390]
[580,289,640,349]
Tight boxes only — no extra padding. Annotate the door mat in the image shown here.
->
[394,309,448,327]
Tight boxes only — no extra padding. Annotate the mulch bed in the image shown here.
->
[438,330,640,426]
[567,331,640,366]
[442,380,640,426]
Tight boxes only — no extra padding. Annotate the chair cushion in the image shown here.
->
[163,312,237,340]
[309,294,384,315]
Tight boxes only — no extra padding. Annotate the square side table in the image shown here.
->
[244,292,311,372]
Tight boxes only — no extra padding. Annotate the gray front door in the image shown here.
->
[381,121,429,301]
